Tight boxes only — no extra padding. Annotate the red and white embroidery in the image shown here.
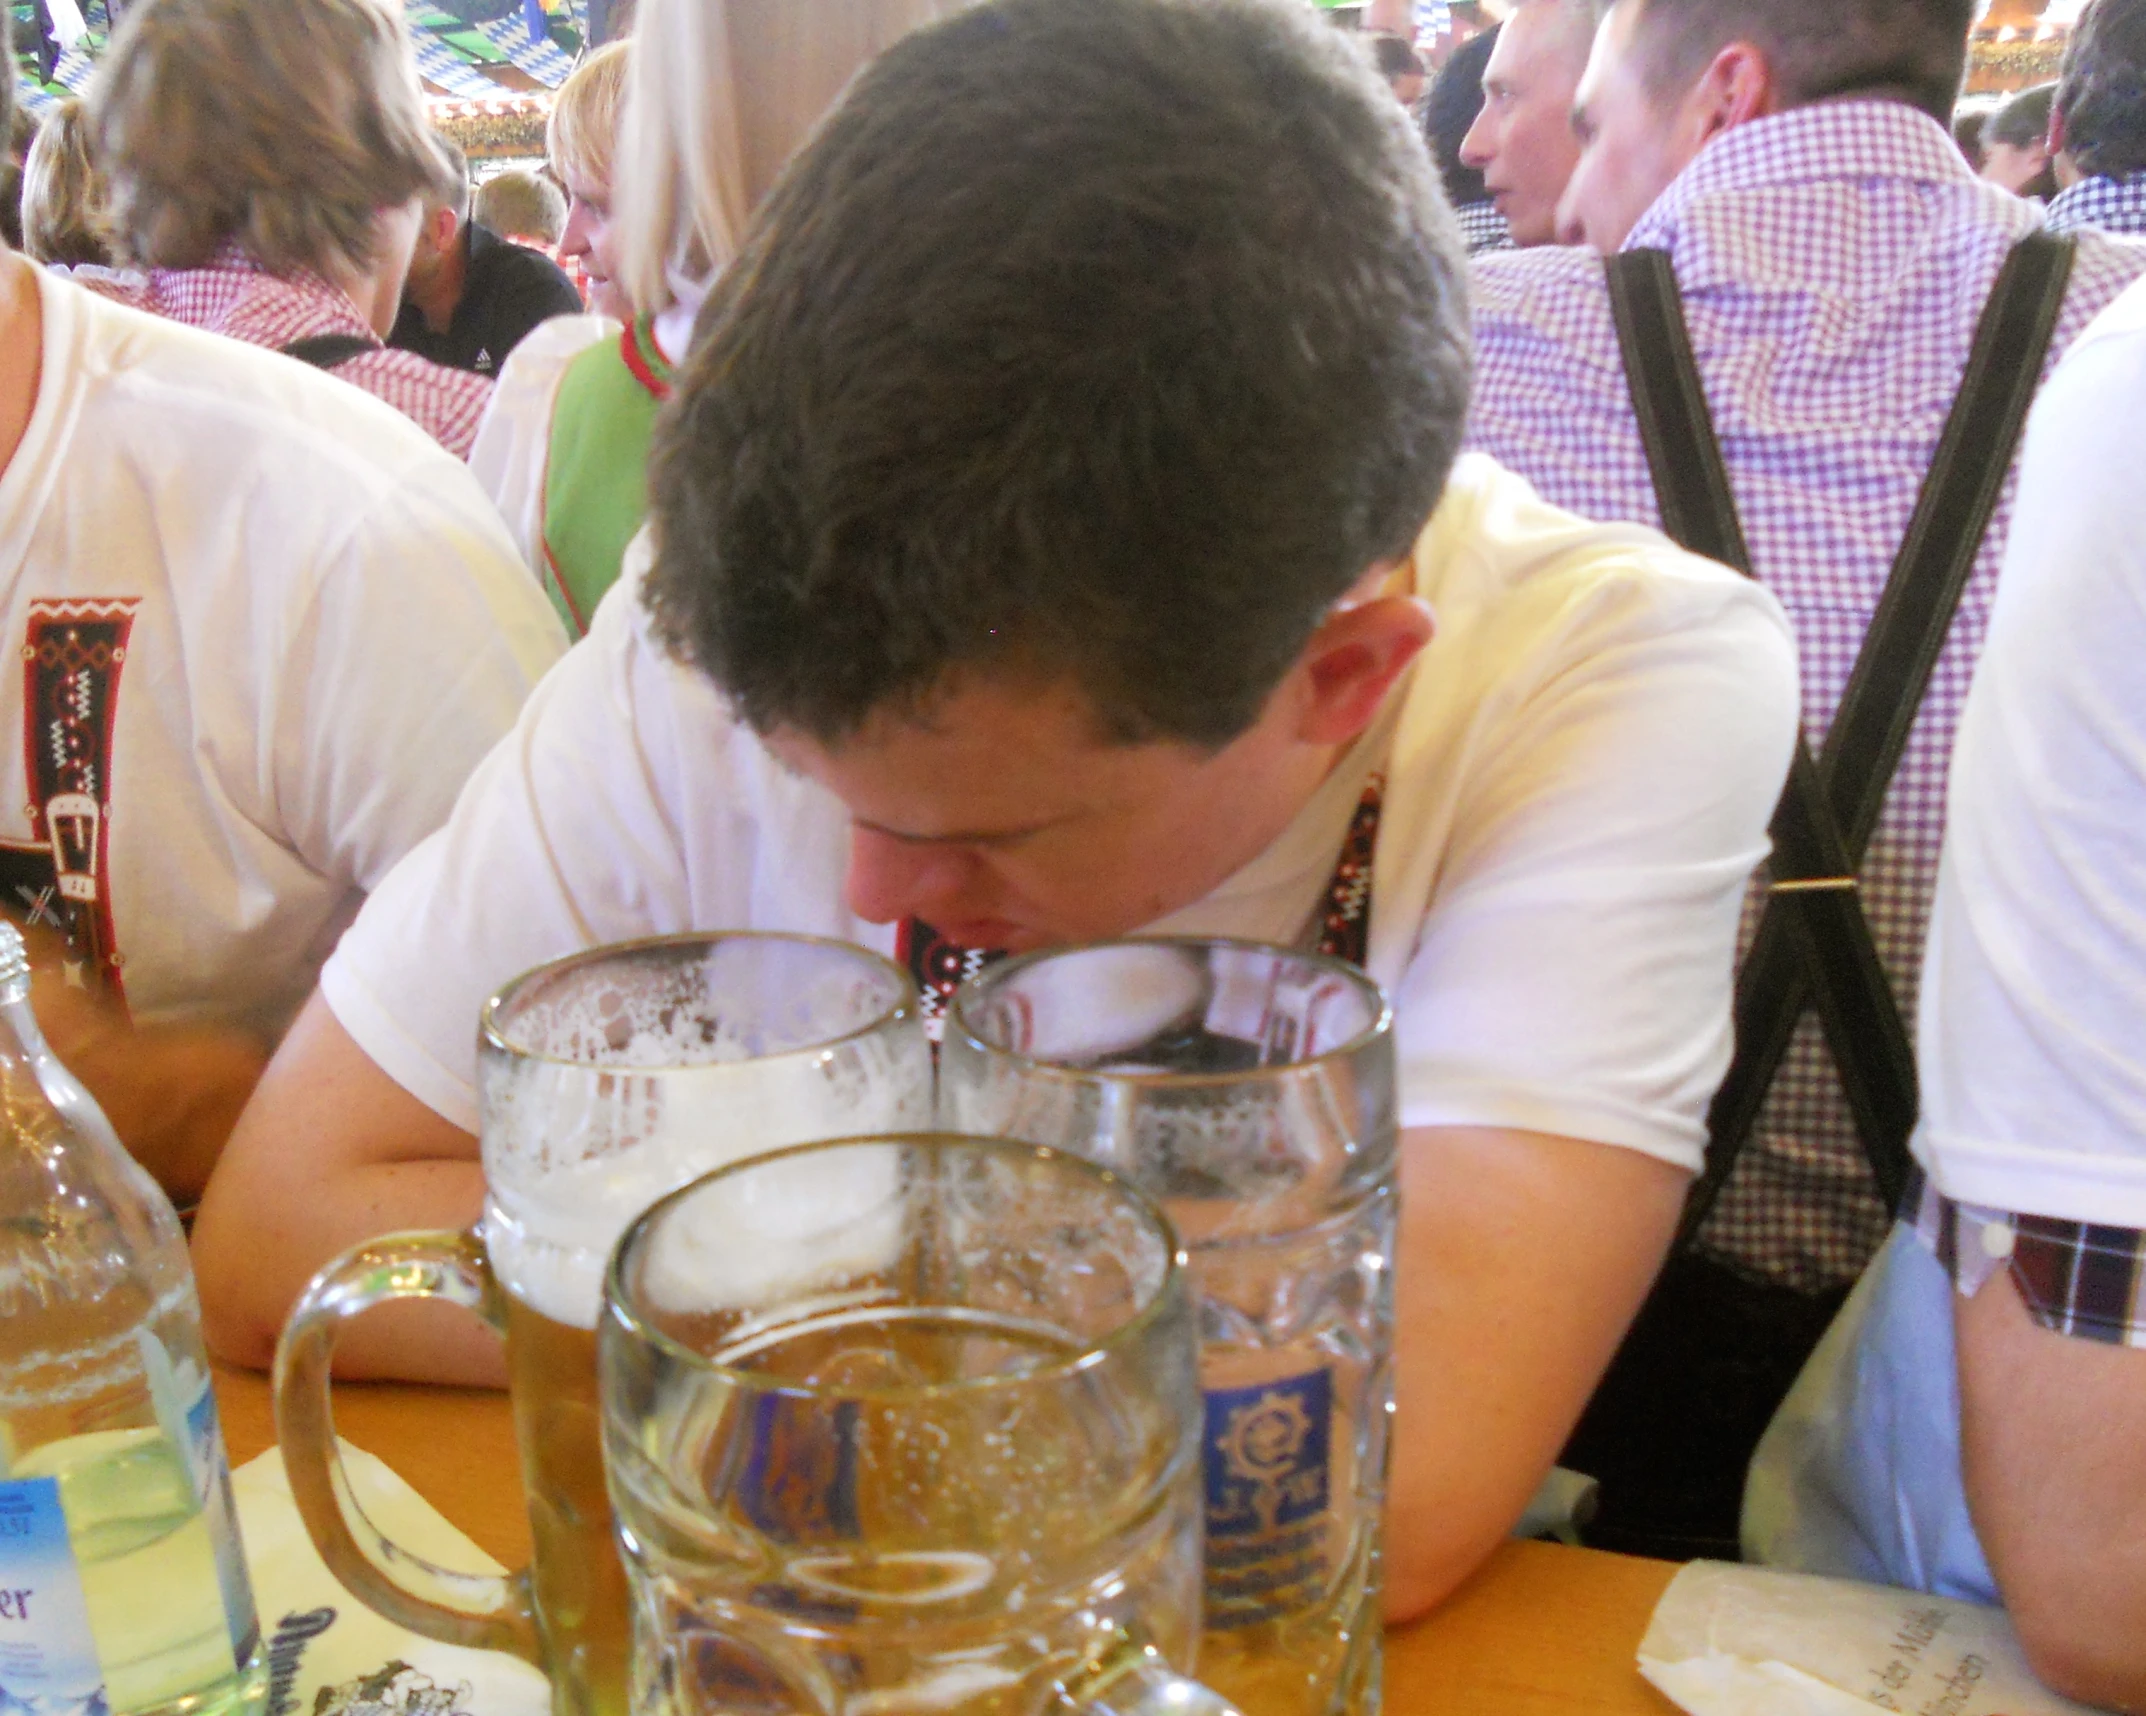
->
[0,598,139,1006]
[902,775,1385,1043]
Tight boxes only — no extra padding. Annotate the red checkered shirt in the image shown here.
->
[71,251,492,459]
[1465,102,2146,1290]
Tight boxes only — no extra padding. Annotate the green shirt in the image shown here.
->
[540,315,674,635]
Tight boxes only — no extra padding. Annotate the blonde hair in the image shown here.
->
[90,0,456,276]
[547,38,632,194]
[22,100,109,268]
[612,0,972,317]
[474,168,568,245]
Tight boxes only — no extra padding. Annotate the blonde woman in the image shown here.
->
[79,0,491,455]
[545,38,632,318]
[21,100,109,268]
[468,0,968,635]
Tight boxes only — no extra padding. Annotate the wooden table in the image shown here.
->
[213,1365,1680,1715]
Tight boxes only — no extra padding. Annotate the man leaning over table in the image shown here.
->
[1745,277,2146,1711]
[192,0,1798,1623]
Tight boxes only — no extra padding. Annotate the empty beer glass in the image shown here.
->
[941,941,1396,1716]
[600,1135,1241,1716]
[277,934,932,1716]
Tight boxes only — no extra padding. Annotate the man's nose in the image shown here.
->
[1553,177,1590,248]
[845,827,976,927]
[1459,109,1495,170]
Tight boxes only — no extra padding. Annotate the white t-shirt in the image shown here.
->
[1912,277,2146,1226]
[324,454,1799,1162]
[0,268,568,1038]
[466,312,616,574]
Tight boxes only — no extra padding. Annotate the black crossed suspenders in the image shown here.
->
[1605,234,2076,1247]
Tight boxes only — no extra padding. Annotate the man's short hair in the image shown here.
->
[90,0,456,276]
[1622,0,1975,127]
[432,133,471,222]
[1372,32,1423,81]
[473,168,568,245]
[1424,22,1497,205]
[1984,81,2056,150]
[547,38,631,194]
[646,0,1473,750]
[2058,0,2146,178]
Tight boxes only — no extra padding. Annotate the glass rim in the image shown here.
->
[603,1131,1189,1403]
[479,930,919,1070]
[945,934,1392,1088]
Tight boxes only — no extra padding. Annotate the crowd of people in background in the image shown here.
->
[5,0,2146,1704]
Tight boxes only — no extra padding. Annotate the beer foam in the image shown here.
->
[633,1143,907,1316]
[484,1028,931,1327]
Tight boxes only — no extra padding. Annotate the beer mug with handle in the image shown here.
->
[940,940,1396,1716]
[601,1135,1242,1716]
[277,934,932,1716]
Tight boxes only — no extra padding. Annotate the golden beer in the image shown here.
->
[504,1297,633,1716]
[600,1138,1231,1716]
[275,936,933,1716]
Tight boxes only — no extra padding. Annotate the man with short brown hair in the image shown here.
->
[81,0,494,455]
[0,17,564,1200]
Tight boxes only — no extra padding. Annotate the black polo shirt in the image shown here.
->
[389,221,584,377]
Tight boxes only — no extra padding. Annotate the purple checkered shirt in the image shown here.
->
[2045,170,2146,240]
[70,249,493,459]
[1466,102,2146,1290]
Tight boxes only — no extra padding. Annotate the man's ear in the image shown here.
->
[2047,105,2085,188]
[428,203,459,252]
[1685,40,1775,148]
[1293,580,1435,747]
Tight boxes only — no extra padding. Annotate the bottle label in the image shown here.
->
[1201,1367,1332,1629]
[0,1476,107,1715]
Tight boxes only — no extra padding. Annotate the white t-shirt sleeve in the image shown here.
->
[466,313,617,574]
[319,553,735,1132]
[272,462,568,895]
[1913,281,2146,1227]
[1384,474,1801,1172]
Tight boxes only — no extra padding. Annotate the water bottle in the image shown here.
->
[0,922,264,1716]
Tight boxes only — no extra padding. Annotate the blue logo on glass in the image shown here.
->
[1203,1369,1331,1539]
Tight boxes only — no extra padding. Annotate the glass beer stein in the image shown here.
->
[601,1135,1241,1716]
[277,934,932,1716]
[941,940,1396,1716]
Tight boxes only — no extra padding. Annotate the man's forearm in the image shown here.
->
[1958,1269,2146,1708]
[191,991,500,1385]
[1383,1125,1685,1621]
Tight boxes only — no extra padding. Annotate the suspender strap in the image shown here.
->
[1606,234,2075,1243]
[278,333,379,371]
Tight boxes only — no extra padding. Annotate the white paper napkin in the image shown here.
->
[1637,1561,2096,1716]
[231,1443,552,1716]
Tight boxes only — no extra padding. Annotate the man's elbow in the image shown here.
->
[2007,1583,2146,1711]
[1381,1517,1504,1626]
[192,1207,283,1372]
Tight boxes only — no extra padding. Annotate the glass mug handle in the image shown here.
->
[1066,1632,1243,1715]
[274,1229,544,1665]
